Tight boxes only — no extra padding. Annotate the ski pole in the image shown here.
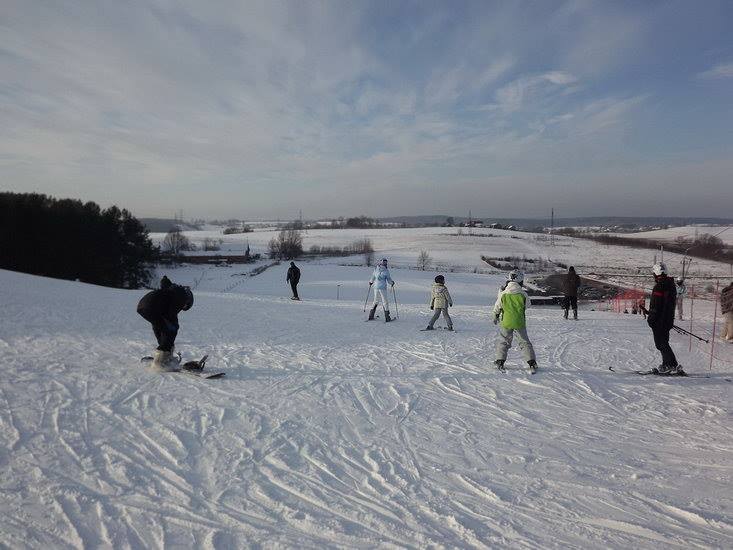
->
[363,285,372,312]
[392,285,399,319]
[672,324,709,343]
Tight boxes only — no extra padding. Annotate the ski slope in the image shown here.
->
[1,265,731,548]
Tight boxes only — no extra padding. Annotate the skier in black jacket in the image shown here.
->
[286,262,301,300]
[645,262,681,374]
[137,276,193,369]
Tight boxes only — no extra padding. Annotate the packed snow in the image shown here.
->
[1,257,731,548]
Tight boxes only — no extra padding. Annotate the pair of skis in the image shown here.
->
[140,354,225,379]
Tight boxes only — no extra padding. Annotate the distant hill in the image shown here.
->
[140,218,201,233]
[378,215,733,229]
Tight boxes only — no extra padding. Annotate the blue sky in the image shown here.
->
[1,0,732,219]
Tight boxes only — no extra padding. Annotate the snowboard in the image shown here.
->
[140,354,226,379]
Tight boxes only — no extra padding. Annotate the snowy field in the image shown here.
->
[1,262,731,549]
[154,225,733,302]
[610,225,733,246]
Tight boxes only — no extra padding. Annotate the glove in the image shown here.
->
[493,315,499,325]
[391,281,395,287]
[430,305,434,310]
[647,315,656,328]
[449,303,453,308]
[369,282,373,286]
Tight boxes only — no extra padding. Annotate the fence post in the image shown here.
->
[710,281,719,372]
[688,284,694,352]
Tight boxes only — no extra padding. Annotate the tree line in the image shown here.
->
[0,192,156,288]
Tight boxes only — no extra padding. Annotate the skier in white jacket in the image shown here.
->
[368,258,395,322]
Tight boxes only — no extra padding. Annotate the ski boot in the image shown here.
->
[152,349,181,371]
[424,325,434,330]
[494,359,506,373]
[563,309,568,319]
[528,359,538,374]
[573,309,578,320]
[385,310,392,322]
[367,305,378,321]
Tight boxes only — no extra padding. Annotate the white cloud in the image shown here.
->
[697,62,733,79]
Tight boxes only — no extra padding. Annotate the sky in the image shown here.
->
[1,0,732,220]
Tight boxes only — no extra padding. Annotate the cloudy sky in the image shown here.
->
[2,1,732,220]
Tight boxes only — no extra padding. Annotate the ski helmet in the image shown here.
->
[652,262,667,276]
[676,277,684,284]
[181,286,194,310]
[507,269,524,284]
[381,258,388,265]
[435,275,445,284]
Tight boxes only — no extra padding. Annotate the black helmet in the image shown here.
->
[435,275,445,284]
[181,286,194,311]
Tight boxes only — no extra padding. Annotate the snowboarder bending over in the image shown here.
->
[425,275,453,330]
[563,266,581,320]
[368,258,395,322]
[287,262,301,300]
[493,270,538,373]
[137,276,194,369]
[645,263,682,374]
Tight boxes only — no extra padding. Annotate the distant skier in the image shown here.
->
[137,276,194,369]
[645,263,681,374]
[286,262,301,300]
[492,270,538,373]
[562,266,581,320]
[425,275,453,331]
[721,281,733,342]
[675,277,687,320]
[368,258,395,322]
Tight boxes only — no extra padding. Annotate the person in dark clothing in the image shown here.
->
[137,276,193,369]
[645,262,680,374]
[562,266,581,320]
[286,262,301,300]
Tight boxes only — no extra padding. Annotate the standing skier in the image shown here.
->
[286,262,301,300]
[646,263,681,374]
[675,277,686,320]
[368,258,395,322]
[492,270,538,373]
[721,281,733,342]
[562,266,581,320]
[425,275,453,330]
[137,276,194,369]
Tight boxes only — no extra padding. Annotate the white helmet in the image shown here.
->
[507,269,524,284]
[676,277,684,284]
[652,262,667,276]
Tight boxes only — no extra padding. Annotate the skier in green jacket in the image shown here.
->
[492,270,538,373]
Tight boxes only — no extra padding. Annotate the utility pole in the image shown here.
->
[551,208,555,247]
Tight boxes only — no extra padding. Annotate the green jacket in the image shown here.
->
[492,282,530,329]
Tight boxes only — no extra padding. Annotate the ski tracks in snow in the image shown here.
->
[1,272,732,548]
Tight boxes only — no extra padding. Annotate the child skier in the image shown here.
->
[137,276,194,369]
[492,270,538,373]
[368,258,395,322]
[425,275,453,330]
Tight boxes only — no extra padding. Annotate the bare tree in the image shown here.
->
[268,228,303,259]
[162,227,192,258]
[417,250,432,271]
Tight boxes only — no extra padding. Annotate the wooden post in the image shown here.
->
[710,280,719,372]
[688,284,694,352]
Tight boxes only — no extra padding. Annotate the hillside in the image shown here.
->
[1,264,731,548]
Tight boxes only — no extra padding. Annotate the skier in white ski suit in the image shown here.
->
[368,258,395,322]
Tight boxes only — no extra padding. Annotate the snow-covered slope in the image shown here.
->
[1,267,731,548]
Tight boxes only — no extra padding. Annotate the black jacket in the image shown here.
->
[563,272,581,297]
[137,285,190,326]
[287,266,300,284]
[647,276,676,330]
